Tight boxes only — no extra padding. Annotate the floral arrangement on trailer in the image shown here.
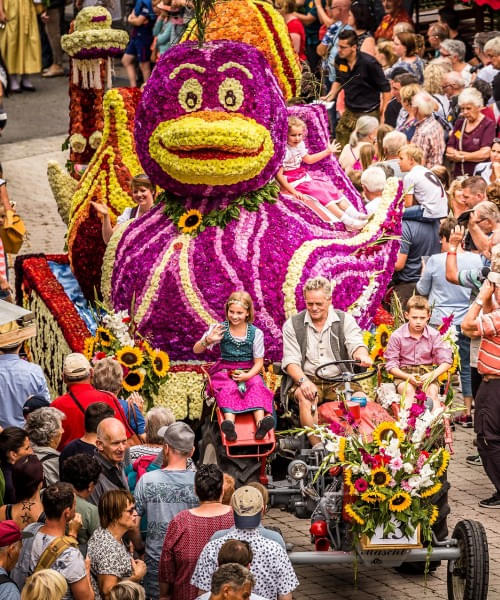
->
[83,306,170,409]
[299,392,451,548]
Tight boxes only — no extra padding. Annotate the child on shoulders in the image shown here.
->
[384,295,452,410]
[277,116,370,231]
[398,144,448,223]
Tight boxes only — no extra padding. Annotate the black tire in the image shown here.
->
[447,519,489,600]
[396,478,450,575]
[197,418,261,487]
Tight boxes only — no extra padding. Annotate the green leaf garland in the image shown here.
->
[158,179,280,236]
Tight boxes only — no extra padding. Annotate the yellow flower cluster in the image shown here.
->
[61,32,129,56]
[388,491,412,512]
[101,221,129,308]
[345,504,364,525]
[420,481,442,498]
[155,370,205,420]
[68,89,142,246]
[217,78,245,112]
[70,133,87,154]
[89,131,103,150]
[61,7,128,56]
[47,161,78,226]
[372,422,405,447]
[435,449,451,478]
[148,114,274,186]
[282,177,401,317]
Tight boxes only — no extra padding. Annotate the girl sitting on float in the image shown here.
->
[91,173,155,244]
[277,116,369,230]
[193,291,274,442]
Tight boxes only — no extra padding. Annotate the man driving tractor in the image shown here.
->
[281,276,373,448]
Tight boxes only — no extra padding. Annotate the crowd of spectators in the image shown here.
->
[0,347,301,599]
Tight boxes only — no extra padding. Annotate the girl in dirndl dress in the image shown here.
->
[193,291,274,442]
[277,116,369,230]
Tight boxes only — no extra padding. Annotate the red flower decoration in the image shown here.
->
[354,478,369,493]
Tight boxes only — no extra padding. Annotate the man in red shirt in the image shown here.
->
[52,353,130,449]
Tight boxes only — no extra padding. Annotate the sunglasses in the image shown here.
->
[124,506,138,515]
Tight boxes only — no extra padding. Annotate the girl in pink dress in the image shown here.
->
[193,291,274,442]
[277,116,369,230]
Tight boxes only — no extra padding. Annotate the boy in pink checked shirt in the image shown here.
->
[384,296,453,410]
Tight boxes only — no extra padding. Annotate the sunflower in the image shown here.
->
[438,352,458,383]
[123,369,145,392]
[116,346,144,368]
[370,343,383,361]
[362,331,372,347]
[388,491,412,512]
[420,482,442,498]
[177,209,203,234]
[371,467,391,488]
[338,437,346,462]
[83,336,95,360]
[141,340,154,356]
[435,449,451,478]
[345,503,365,525]
[343,468,357,495]
[428,504,439,526]
[361,490,386,504]
[97,327,114,347]
[375,324,391,349]
[151,349,170,377]
[372,422,405,447]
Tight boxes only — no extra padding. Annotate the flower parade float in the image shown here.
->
[18,0,406,418]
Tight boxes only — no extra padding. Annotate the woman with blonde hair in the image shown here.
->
[21,569,68,600]
[338,115,379,172]
[396,83,420,139]
[375,41,397,76]
[423,62,450,126]
[109,581,145,600]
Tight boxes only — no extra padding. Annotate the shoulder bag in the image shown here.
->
[0,209,26,254]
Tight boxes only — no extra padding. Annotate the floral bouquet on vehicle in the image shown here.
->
[83,306,170,409]
[291,388,452,551]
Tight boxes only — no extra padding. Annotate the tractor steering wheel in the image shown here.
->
[314,360,377,384]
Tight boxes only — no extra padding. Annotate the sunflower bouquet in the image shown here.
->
[83,308,170,409]
[296,399,451,547]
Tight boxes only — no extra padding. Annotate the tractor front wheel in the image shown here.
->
[447,519,489,600]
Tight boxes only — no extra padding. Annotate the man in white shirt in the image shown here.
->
[280,276,372,447]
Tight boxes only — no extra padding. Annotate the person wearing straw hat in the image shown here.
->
[0,302,49,428]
